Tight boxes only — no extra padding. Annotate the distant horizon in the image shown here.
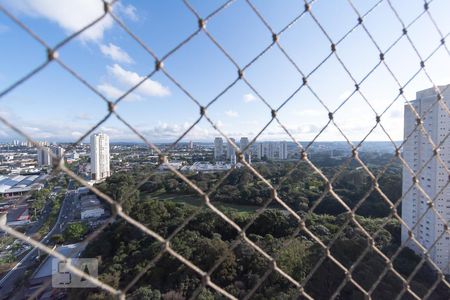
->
[0,138,402,145]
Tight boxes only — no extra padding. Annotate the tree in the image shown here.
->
[63,222,88,242]
[130,287,161,300]
[50,234,64,244]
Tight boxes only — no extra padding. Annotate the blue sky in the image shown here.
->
[0,0,449,143]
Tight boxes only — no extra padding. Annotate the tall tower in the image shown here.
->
[257,142,268,160]
[278,141,288,160]
[37,147,52,167]
[214,137,223,161]
[401,85,450,274]
[240,137,250,162]
[90,133,110,181]
[268,142,276,160]
[227,138,236,159]
[52,146,65,161]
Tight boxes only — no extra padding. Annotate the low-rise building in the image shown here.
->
[0,174,46,198]
[80,195,104,220]
[26,243,86,299]
[6,205,30,226]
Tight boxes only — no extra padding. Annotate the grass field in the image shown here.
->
[145,191,263,213]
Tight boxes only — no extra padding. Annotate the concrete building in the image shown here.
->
[80,195,105,219]
[6,205,30,226]
[214,137,223,160]
[226,138,236,159]
[279,141,288,160]
[51,146,65,161]
[230,152,237,165]
[37,147,52,167]
[256,143,267,160]
[240,137,251,162]
[401,85,450,274]
[256,142,288,160]
[37,145,65,167]
[26,243,86,299]
[256,142,274,160]
[90,133,110,181]
[0,174,45,198]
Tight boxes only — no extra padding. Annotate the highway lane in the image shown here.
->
[0,190,77,299]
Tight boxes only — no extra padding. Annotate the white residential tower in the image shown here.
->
[90,133,110,181]
[401,85,450,274]
[214,137,223,160]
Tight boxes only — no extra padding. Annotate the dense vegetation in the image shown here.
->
[136,158,401,218]
[71,158,449,299]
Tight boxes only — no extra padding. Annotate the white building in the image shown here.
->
[257,142,276,160]
[52,146,65,159]
[226,138,236,160]
[257,143,267,160]
[401,85,450,274]
[90,133,110,181]
[37,146,65,167]
[214,137,223,160]
[37,147,52,167]
[80,195,105,219]
[279,141,288,160]
[51,146,65,166]
[240,137,251,162]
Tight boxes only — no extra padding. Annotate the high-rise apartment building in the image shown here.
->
[240,137,250,162]
[37,147,52,167]
[279,141,288,160]
[401,85,450,274]
[90,133,110,181]
[37,145,65,167]
[256,142,273,160]
[256,143,265,160]
[256,142,288,160]
[52,146,65,160]
[227,138,236,160]
[214,137,223,160]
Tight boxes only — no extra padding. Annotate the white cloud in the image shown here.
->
[4,0,114,42]
[97,83,141,101]
[71,131,83,137]
[107,64,170,97]
[140,122,212,141]
[243,93,257,103]
[116,3,138,22]
[265,124,320,137]
[3,1,139,42]
[100,43,134,64]
[225,110,239,118]
[97,83,125,99]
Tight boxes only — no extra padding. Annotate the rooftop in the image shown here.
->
[0,174,46,193]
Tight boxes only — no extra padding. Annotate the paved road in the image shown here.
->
[0,190,77,299]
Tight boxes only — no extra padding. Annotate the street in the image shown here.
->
[0,189,78,299]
